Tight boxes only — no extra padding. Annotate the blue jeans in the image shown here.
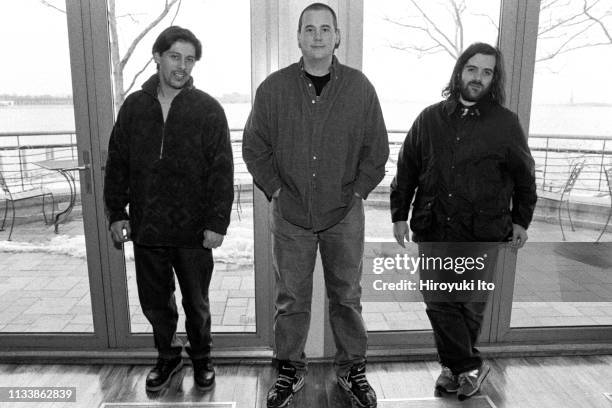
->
[134,244,214,360]
[271,198,368,375]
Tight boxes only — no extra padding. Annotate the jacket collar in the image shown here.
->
[443,96,495,117]
[298,55,340,80]
[141,73,194,98]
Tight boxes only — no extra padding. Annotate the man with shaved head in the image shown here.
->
[244,3,388,407]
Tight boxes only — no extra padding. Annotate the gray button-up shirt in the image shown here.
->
[243,57,389,231]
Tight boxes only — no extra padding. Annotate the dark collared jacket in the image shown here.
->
[243,57,389,232]
[104,74,234,247]
[390,98,537,242]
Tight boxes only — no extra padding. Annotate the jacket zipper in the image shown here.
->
[158,97,170,159]
[159,122,166,159]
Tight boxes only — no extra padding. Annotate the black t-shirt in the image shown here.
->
[305,71,331,96]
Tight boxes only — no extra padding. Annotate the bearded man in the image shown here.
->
[390,42,537,400]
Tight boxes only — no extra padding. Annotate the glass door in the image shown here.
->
[92,0,272,350]
[495,0,612,343]
[360,0,503,349]
[0,0,108,348]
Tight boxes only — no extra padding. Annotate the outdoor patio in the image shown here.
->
[1,197,611,334]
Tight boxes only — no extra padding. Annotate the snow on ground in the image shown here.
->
[0,227,254,265]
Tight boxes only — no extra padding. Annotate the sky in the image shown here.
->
[1,0,611,105]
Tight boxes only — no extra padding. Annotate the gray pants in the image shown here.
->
[271,198,368,375]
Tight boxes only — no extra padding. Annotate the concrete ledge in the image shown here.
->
[534,192,611,230]
[2,342,612,365]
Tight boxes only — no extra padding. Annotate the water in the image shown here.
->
[2,102,610,139]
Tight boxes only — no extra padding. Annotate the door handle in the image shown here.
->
[81,151,92,194]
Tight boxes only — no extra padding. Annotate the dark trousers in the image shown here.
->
[271,198,368,376]
[134,243,214,360]
[420,242,499,375]
[425,301,487,375]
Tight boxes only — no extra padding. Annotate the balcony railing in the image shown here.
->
[1,130,611,199]
[387,131,612,197]
[0,130,250,197]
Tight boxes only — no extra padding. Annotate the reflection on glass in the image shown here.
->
[512,243,612,327]
[527,0,612,244]
[362,0,501,331]
[107,0,255,333]
[512,1,612,327]
[0,1,93,332]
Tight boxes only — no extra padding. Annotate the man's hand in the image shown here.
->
[110,220,131,243]
[510,223,528,249]
[393,221,409,248]
[203,230,224,249]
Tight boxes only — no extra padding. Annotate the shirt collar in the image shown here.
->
[299,55,340,80]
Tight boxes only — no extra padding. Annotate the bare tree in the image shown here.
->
[384,0,472,60]
[536,0,611,62]
[384,0,611,63]
[41,0,182,109]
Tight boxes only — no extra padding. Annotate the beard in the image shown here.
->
[460,80,491,102]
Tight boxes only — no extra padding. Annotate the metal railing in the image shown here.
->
[0,130,251,196]
[386,131,612,196]
[528,134,611,195]
[0,131,78,193]
[1,130,611,197]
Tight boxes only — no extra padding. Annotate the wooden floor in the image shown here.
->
[0,355,611,407]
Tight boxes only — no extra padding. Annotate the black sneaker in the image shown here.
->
[337,362,377,408]
[193,358,215,391]
[145,356,183,392]
[266,362,304,408]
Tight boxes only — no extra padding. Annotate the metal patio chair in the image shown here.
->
[549,160,585,241]
[0,169,55,241]
[595,167,612,243]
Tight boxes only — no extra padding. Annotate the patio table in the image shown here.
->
[33,159,85,233]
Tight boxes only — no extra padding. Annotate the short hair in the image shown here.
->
[152,26,202,61]
[442,42,506,105]
[297,2,338,32]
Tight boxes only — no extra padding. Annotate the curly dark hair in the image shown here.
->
[442,42,506,105]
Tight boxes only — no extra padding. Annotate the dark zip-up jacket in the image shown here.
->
[390,98,537,242]
[104,74,234,247]
[243,57,389,232]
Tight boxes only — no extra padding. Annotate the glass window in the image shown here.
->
[0,0,94,333]
[511,0,612,328]
[362,0,501,331]
[107,0,255,333]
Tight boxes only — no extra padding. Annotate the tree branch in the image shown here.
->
[39,0,65,13]
[473,13,499,30]
[536,41,609,61]
[537,21,598,61]
[409,0,457,55]
[383,15,457,58]
[450,0,465,56]
[119,0,180,71]
[122,0,182,97]
[124,58,154,96]
[582,0,612,43]
[116,13,145,24]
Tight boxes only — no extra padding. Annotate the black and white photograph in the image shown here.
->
[0,1,611,407]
